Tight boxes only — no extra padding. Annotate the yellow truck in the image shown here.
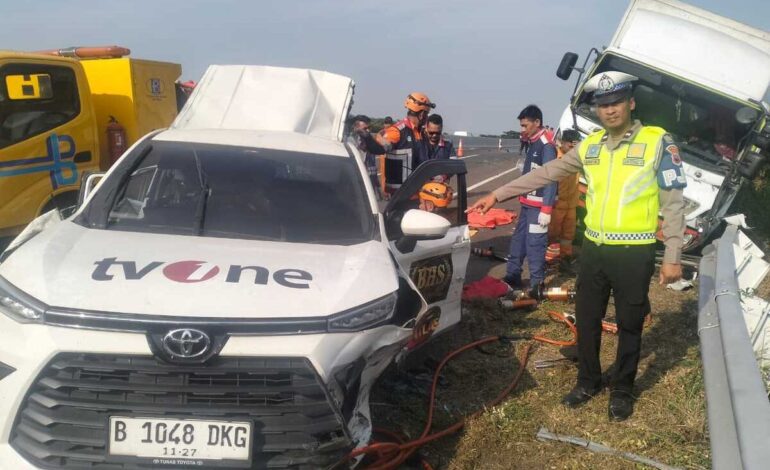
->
[0,46,181,237]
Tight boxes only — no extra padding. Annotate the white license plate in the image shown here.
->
[108,416,252,466]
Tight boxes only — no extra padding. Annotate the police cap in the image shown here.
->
[584,71,638,105]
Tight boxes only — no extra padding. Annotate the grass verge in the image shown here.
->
[371,277,709,469]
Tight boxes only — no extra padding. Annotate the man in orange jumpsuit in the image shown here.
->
[547,129,582,267]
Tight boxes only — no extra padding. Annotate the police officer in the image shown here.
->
[468,71,687,421]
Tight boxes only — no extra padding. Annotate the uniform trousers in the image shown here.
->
[506,205,548,287]
[575,241,655,392]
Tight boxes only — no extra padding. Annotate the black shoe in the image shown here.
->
[503,274,523,289]
[561,385,602,408]
[608,390,635,421]
[528,282,545,301]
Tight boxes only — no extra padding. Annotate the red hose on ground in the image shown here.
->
[334,307,624,469]
[330,337,533,469]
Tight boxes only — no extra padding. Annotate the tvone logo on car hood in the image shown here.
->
[91,258,312,289]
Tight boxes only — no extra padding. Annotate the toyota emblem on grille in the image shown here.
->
[162,329,211,358]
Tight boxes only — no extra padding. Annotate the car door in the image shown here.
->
[384,159,470,348]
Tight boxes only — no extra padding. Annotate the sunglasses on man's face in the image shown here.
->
[426,131,442,136]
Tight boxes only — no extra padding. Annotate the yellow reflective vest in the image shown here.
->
[578,126,666,245]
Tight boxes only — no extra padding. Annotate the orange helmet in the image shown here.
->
[419,182,453,208]
[404,92,436,113]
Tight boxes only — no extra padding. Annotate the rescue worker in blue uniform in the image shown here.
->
[504,105,557,293]
[469,72,687,421]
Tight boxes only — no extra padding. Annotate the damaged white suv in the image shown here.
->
[0,66,471,469]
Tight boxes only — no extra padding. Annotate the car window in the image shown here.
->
[102,141,375,245]
[0,64,80,150]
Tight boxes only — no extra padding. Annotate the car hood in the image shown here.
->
[0,221,398,318]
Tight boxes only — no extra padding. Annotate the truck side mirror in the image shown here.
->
[556,52,579,80]
[78,172,106,208]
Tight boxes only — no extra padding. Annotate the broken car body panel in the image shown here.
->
[0,65,470,469]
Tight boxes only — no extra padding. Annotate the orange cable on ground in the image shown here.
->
[330,337,533,469]
[532,310,578,347]
[334,305,646,469]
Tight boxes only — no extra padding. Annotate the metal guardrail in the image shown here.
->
[451,137,519,150]
[698,224,770,469]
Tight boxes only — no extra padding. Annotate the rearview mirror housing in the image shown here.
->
[400,209,451,240]
[556,52,579,80]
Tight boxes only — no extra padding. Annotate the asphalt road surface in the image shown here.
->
[455,143,529,284]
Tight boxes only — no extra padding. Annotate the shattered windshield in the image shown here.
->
[574,53,759,173]
[99,141,375,245]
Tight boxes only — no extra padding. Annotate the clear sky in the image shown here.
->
[2,0,768,134]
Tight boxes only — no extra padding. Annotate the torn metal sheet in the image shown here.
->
[733,229,770,291]
[723,213,751,229]
[742,295,770,368]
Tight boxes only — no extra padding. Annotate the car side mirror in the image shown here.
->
[556,52,579,80]
[400,209,450,239]
[78,172,106,208]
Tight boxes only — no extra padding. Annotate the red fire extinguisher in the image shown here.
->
[106,115,127,166]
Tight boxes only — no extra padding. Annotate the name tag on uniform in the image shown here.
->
[584,144,602,165]
[623,143,646,166]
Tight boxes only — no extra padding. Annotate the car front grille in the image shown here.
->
[11,354,350,469]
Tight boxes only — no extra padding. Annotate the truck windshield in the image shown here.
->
[91,141,375,245]
[574,53,759,173]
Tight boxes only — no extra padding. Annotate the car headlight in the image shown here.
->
[327,293,397,332]
[0,277,45,323]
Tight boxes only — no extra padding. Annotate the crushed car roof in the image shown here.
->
[153,128,351,158]
[171,65,355,142]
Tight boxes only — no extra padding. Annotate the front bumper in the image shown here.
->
[0,314,409,469]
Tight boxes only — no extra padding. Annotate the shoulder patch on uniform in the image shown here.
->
[657,142,687,190]
[666,144,682,165]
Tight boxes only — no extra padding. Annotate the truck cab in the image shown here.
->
[555,0,770,251]
[0,48,180,238]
